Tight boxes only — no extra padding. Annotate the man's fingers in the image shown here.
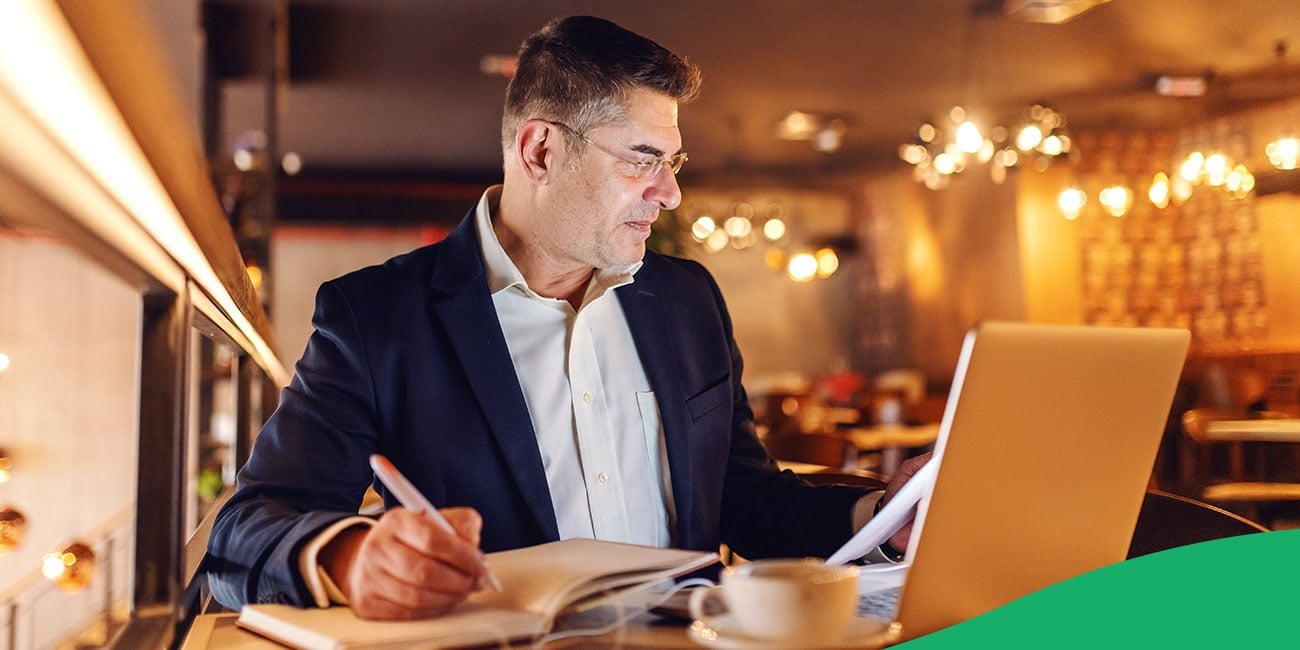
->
[442,507,483,547]
[351,583,463,621]
[343,508,487,621]
[883,451,932,502]
[370,541,481,596]
[385,508,488,579]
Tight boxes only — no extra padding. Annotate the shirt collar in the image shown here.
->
[474,185,643,301]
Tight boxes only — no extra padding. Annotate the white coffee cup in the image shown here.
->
[688,559,860,644]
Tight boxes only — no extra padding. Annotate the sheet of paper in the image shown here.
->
[825,459,938,565]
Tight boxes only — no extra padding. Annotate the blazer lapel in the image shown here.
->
[616,265,697,547]
[427,214,560,540]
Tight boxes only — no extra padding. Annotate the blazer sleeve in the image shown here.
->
[206,281,382,609]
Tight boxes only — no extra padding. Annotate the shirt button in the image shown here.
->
[597,472,609,484]
[582,392,593,404]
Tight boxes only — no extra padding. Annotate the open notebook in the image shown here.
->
[237,539,717,649]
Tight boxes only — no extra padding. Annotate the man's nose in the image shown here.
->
[644,165,682,211]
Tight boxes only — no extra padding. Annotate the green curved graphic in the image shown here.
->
[895,529,1300,648]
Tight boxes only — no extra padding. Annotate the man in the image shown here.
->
[207,15,924,620]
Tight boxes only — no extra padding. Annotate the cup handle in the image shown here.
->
[688,585,728,625]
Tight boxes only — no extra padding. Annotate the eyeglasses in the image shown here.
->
[543,120,688,179]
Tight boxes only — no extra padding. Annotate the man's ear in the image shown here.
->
[515,120,557,183]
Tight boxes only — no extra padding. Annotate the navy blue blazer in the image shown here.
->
[206,212,867,608]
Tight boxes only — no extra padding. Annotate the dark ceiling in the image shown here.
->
[212,0,1300,183]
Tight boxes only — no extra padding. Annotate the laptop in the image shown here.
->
[860,321,1189,641]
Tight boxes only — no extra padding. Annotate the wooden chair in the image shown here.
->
[1128,489,1268,559]
[1181,406,1300,523]
[762,433,859,471]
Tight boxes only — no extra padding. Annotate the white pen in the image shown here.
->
[369,454,503,592]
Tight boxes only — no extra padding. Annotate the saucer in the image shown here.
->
[687,614,901,649]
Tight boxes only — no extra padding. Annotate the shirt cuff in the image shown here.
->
[851,491,904,565]
[298,516,375,608]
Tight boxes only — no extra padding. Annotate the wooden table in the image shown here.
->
[183,611,705,649]
[1204,419,1300,442]
[842,424,941,476]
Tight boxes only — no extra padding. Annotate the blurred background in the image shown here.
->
[3,0,1300,646]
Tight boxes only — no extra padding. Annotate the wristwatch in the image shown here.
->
[873,492,906,562]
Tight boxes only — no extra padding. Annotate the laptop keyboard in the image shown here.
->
[857,586,901,620]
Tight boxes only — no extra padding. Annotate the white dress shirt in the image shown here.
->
[475,185,675,546]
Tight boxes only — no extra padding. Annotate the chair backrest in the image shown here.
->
[796,469,889,490]
[1127,489,1268,559]
[762,433,857,470]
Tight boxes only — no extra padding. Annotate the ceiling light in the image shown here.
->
[479,54,518,78]
[1154,75,1206,97]
[1058,187,1087,220]
[1001,0,1112,24]
[1266,137,1300,170]
[777,111,847,154]
[1148,173,1170,209]
[787,253,817,282]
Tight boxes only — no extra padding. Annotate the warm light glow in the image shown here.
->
[948,106,966,123]
[1229,165,1255,198]
[281,151,303,176]
[1171,176,1194,205]
[762,218,786,241]
[232,148,254,171]
[1099,185,1133,218]
[1040,135,1064,156]
[0,1,290,387]
[690,216,716,242]
[41,553,65,580]
[1179,152,1205,183]
[729,231,757,250]
[955,121,984,154]
[1015,125,1043,152]
[918,123,937,143]
[764,248,786,271]
[814,248,839,278]
[0,506,24,553]
[776,111,817,140]
[900,143,928,165]
[933,152,958,175]
[1266,137,1300,170]
[1058,187,1087,220]
[787,253,818,282]
[723,216,752,238]
[1148,173,1170,209]
[998,148,1019,167]
[1204,153,1229,187]
[245,263,263,289]
[0,451,10,483]
[42,542,97,592]
[990,160,1007,185]
[0,352,9,373]
[977,138,995,163]
[704,229,729,253]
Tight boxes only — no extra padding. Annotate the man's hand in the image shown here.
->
[319,507,487,620]
[881,452,932,554]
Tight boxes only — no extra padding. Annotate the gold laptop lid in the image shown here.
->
[896,322,1189,641]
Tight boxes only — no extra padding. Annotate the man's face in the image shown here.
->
[541,88,684,269]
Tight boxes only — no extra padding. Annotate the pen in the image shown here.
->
[369,454,503,592]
